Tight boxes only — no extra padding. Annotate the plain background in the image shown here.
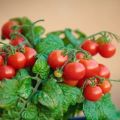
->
[0,0,120,107]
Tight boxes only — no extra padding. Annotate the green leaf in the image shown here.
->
[38,79,63,110]
[22,104,38,120]
[60,84,84,112]
[64,28,87,47]
[15,69,32,99]
[0,80,19,108]
[35,34,64,56]
[32,58,50,79]
[83,94,120,120]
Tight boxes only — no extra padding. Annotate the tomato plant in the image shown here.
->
[0,17,119,120]
[48,50,68,70]
[8,52,26,69]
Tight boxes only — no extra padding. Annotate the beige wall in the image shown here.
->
[0,0,120,107]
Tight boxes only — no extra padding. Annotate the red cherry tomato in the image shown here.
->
[81,40,98,56]
[98,43,116,58]
[80,59,99,78]
[0,65,16,80]
[63,62,86,80]
[8,52,26,69]
[0,55,4,66]
[48,50,68,70]
[10,36,24,46]
[98,64,110,78]
[63,78,79,86]
[98,80,111,94]
[24,47,37,67]
[76,52,84,59]
[84,85,102,101]
[2,21,21,39]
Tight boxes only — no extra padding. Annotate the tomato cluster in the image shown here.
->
[0,21,37,80]
[48,49,112,102]
[81,40,116,58]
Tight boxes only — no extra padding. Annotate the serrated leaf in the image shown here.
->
[83,94,120,120]
[22,104,38,120]
[0,80,19,108]
[32,58,50,79]
[35,34,64,56]
[60,84,83,112]
[15,69,32,99]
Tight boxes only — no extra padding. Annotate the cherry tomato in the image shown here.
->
[80,59,99,78]
[8,52,26,69]
[0,55,4,66]
[76,52,84,59]
[0,65,16,80]
[2,21,21,39]
[98,80,111,94]
[24,47,37,67]
[63,78,79,86]
[81,40,98,56]
[10,36,24,46]
[54,70,63,78]
[63,62,86,80]
[98,64,110,78]
[48,50,68,70]
[98,43,116,58]
[84,85,102,101]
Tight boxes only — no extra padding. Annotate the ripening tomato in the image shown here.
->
[84,85,102,101]
[98,80,111,94]
[76,52,84,59]
[98,43,116,58]
[81,40,98,56]
[8,52,26,69]
[63,78,79,86]
[0,55,4,66]
[1,21,21,39]
[10,36,24,46]
[98,64,110,78]
[63,62,86,80]
[0,65,16,80]
[48,50,68,70]
[80,59,99,78]
[24,47,37,67]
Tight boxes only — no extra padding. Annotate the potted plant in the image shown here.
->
[0,17,120,120]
